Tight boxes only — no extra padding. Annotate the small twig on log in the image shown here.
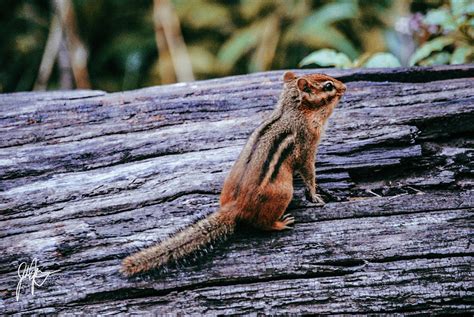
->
[366,189,382,197]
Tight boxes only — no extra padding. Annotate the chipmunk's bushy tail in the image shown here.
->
[121,209,236,276]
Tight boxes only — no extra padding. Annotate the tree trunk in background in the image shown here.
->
[54,0,91,89]
[153,0,194,83]
[153,5,176,85]
[56,37,74,89]
[34,15,62,91]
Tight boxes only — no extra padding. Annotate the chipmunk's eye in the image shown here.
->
[323,82,334,92]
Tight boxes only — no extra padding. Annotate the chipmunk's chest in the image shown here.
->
[300,114,324,140]
[293,127,318,159]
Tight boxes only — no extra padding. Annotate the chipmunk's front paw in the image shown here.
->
[305,189,326,206]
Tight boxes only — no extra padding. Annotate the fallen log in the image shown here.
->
[0,65,473,314]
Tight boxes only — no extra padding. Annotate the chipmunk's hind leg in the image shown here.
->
[248,181,294,231]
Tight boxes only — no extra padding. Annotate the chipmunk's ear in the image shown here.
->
[297,78,311,93]
[283,71,297,82]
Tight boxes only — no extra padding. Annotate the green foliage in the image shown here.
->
[0,1,49,92]
[215,0,398,74]
[364,52,402,68]
[287,1,360,59]
[173,0,231,30]
[74,1,156,91]
[300,0,473,69]
[299,49,353,68]
[217,19,267,73]
[0,0,471,93]
[409,36,455,65]
[409,0,474,66]
[300,49,402,68]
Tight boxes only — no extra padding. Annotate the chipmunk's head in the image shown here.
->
[282,71,346,112]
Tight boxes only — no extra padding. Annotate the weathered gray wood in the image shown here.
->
[0,65,473,314]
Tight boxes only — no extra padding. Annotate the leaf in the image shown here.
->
[217,21,266,72]
[408,36,455,66]
[286,0,360,58]
[173,0,232,31]
[423,8,456,31]
[305,1,358,26]
[450,45,473,64]
[352,52,373,68]
[250,15,280,72]
[188,45,218,74]
[299,49,352,68]
[314,27,359,59]
[363,53,401,68]
[280,0,310,20]
[285,23,359,59]
[450,0,474,16]
[418,52,452,66]
[239,0,274,20]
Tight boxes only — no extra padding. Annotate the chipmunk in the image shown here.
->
[121,71,346,276]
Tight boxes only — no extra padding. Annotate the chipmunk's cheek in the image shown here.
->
[302,94,317,106]
[304,94,325,108]
[313,96,323,107]
[321,94,332,105]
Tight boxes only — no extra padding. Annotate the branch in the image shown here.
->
[54,0,91,89]
[34,14,62,91]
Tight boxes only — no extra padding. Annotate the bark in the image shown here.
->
[0,65,473,314]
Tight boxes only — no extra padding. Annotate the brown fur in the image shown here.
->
[121,72,346,276]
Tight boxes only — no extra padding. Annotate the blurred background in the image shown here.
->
[1,0,472,93]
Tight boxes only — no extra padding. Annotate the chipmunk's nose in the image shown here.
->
[340,83,347,93]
